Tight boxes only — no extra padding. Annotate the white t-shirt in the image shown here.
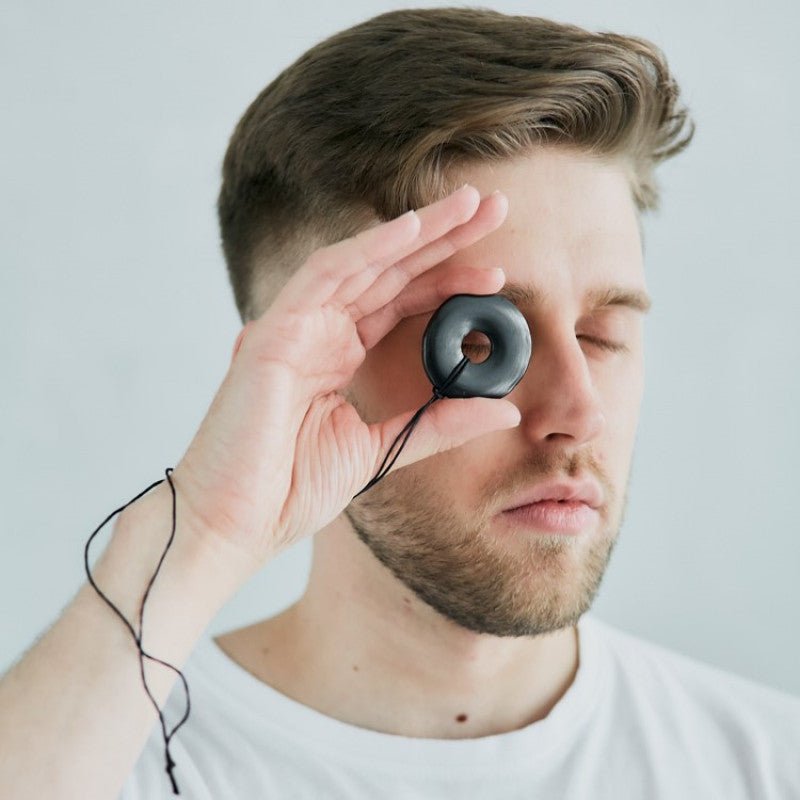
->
[119,613,800,799]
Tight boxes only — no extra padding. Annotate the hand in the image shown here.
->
[171,184,521,575]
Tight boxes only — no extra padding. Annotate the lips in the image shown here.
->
[500,478,604,512]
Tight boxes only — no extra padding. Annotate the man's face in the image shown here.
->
[343,148,648,638]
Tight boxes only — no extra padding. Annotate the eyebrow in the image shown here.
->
[496,282,652,315]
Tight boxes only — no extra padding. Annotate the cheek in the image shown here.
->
[608,357,643,409]
[596,354,644,460]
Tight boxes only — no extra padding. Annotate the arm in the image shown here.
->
[0,183,520,800]
[0,480,254,800]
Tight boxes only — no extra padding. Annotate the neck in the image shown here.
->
[216,515,580,738]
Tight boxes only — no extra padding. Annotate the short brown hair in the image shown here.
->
[218,7,694,323]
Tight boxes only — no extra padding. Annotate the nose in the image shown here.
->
[511,331,605,448]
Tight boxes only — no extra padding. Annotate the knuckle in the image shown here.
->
[248,312,308,357]
[273,311,313,346]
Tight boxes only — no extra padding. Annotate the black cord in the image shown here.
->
[84,468,187,794]
[353,355,470,497]
[83,354,470,794]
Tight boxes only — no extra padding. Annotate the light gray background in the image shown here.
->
[2,1,798,695]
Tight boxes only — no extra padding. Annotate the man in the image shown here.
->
[2,8,798,799]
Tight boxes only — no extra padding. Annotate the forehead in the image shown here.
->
[444,148,646,306]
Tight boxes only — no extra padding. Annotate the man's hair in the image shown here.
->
[217,7,694,323]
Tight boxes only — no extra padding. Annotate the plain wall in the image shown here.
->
[2,0,798,695]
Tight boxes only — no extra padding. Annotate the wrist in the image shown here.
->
[91,478,255,636]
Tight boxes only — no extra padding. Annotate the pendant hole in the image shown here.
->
[461,330,492,364]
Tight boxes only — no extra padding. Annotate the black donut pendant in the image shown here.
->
[421,293,532,399]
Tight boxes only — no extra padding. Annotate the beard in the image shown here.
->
[344,446,626,639]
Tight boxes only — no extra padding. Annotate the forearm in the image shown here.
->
[0,481,251,800]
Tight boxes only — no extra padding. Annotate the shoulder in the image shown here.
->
[588,615,798,702]
[583,614,800,790]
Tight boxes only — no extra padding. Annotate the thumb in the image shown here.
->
[368,396,521,475]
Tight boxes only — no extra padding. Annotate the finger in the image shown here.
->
[356,266,506,350]
[276,183,481,316]
[345,189,509,322]
[270,208,422,315]
[359,396,521,485]
[332,184,484,310]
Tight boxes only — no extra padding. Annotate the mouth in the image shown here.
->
[499,500,599,535]
[501,477,603,509]
[495,477,604,535]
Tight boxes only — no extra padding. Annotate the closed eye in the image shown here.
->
[577,335,628,354]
